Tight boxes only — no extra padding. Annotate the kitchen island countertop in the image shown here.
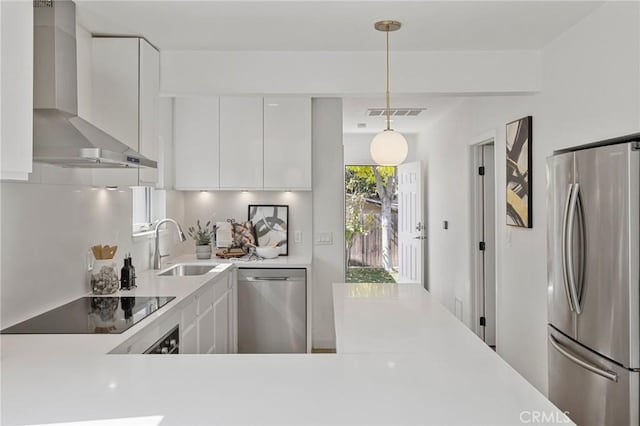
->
[1,280,570,425]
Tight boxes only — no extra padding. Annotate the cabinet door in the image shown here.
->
[91,37,139,186]
[174,97,220,190]
[197,305,215,354]
[181,324,198,354]
[228,274,238,353]
[156,98,174,189]
[91,38,139,150]
[1,1,33,180]
[213,290,230,354]
[219,97,263,189]
[263,97,311,190]
[138,39,159,185]
[181,296,198,354]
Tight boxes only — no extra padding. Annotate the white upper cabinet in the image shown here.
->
[174,97,220,190]
[173,96,311,191]
[138,40,160,185]
[91,37,159,187]
[1,1,33,181]
[219,97,263,190]
[157,98,175,189]
[263,97,312,190]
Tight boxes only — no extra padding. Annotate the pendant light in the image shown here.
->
[370,20,408,166]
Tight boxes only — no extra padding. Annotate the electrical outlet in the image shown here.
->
[294,231,302,243]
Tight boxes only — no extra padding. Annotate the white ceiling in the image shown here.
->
[75,1,604,51]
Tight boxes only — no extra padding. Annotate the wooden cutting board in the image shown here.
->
[215,248,246,259]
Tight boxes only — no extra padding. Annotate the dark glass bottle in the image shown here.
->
[128,254,136,288]
[120,257,131,290]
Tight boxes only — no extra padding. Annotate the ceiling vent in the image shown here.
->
[367,108,426,117]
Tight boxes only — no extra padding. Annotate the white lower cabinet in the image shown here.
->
[197,305,215,354]
[213,290,229,354]
[181,322,198,354]
[180,295,198,354]
[110,272,236,355]
[180,273,237,354]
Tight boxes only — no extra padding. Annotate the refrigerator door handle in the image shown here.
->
[549,334,618,382]
[566,183,583,314]
[561,183,576,312]
[575,191,586,307]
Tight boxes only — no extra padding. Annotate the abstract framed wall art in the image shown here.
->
[506,116,532,228]
[248,205,289,255]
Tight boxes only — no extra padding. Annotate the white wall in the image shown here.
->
[416,1,640,393]
[0,182,186,327]
[181,191,312,258]
[312,98,344,349]
[344,133,418,165]
[415,100,474,326]
[161,50,541,96]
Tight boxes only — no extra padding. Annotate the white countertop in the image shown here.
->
[0,263,234,359]
[1,279,570,425]
[171,253,312,268]
[333,283,572,425]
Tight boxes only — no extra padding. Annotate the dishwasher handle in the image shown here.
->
[242,276,303,282]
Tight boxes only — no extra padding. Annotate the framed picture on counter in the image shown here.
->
[248,205,289,256]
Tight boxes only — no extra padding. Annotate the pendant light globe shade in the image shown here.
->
[370,129,408,166]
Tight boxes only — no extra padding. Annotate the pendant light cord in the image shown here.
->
[385,28,391,131]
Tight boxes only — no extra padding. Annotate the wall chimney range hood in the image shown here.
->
[32,0,156,169]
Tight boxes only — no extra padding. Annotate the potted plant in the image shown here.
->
[187,220,216,259]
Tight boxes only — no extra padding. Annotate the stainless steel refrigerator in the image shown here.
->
[547,136,640,425]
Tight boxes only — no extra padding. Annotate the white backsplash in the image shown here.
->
[182,191,313,258]
[0,182,186,327]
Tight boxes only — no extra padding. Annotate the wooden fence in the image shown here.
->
[348,213,398,268]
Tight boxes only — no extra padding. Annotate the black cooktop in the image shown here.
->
[1,296,175,335]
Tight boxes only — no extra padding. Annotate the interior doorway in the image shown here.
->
[471,141,497,348]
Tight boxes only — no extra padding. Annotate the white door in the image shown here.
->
[398,161,424,283]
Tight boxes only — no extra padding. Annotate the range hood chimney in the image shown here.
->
[33,0,156,169]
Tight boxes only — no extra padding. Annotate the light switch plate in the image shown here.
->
[294,231,302,243]
[315,232,333,245]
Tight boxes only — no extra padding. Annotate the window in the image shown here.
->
[132,187,152,234]
[132,187,166,235]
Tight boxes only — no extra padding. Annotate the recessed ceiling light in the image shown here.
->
[267,103,279,107]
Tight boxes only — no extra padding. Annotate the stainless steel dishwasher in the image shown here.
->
[237,268,306,353]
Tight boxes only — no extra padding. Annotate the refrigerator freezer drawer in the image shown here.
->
[548,327,638,426]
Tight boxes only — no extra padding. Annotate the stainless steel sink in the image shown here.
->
[157,264,216,277]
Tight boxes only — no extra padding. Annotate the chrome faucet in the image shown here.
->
[153,218,187,269]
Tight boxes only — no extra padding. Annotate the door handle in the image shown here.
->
[561,184,576,312]
[566,183,582,314]
[549,334,617,382]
